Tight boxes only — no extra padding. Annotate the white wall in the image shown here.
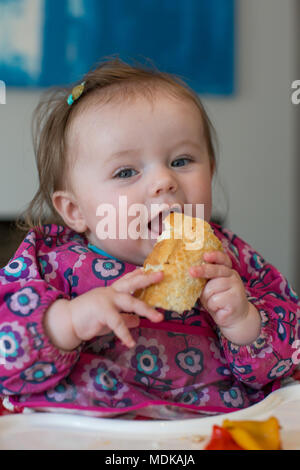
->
[0,88,40,218]
[0,0,298,288]
[205,0,298,287]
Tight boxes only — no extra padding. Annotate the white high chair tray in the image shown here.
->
[0,384,300,450]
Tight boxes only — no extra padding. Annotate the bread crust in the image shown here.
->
[134,213,223,313]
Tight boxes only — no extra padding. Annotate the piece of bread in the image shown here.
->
[134,212,223,313]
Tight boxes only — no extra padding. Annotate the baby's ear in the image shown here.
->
[52,190,87,233]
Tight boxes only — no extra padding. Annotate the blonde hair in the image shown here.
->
[18,56,218,231]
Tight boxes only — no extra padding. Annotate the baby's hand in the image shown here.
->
[190,251,246,326]
[189,251,261,345]
[69,268,164,349]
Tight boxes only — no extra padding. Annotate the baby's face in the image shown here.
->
[66,92,214,266]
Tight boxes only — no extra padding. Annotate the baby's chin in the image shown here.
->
[116,238,156,267]
[123,241,154,267]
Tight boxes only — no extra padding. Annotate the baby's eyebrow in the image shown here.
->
[174,139,204,151]
[109,148,141,160]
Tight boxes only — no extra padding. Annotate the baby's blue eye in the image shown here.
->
[114,168,137,179]
[171,157,192,167]
[113,157,192,178]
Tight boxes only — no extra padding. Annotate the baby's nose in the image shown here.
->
[149,170,178,196]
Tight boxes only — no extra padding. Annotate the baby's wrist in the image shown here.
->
[43,298,81,351]
[220,302,261,346]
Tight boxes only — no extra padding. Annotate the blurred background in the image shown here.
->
[0,0,299,292]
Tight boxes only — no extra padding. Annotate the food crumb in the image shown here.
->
[191,435,207,443]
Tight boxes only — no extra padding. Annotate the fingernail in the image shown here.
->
[152,271,163,279]
[191,267,201,275]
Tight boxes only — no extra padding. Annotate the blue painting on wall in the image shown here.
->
[0,0,235,94]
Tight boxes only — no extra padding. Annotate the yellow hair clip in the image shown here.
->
[67,81,85,106]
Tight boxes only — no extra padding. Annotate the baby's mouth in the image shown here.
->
[147,206,181,239]
[148,212,164,238]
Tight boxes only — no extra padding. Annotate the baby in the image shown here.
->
[0,57,299,419]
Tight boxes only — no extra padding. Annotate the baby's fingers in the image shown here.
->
[203,251,232,268]
[105,310,136,348]
[115,292,163,323]
[100,314,140,337]
[113,270,164,294]
[190,263,231,279]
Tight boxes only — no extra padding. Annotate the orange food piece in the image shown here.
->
[222,417,281,450]
[204,417,281,450]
